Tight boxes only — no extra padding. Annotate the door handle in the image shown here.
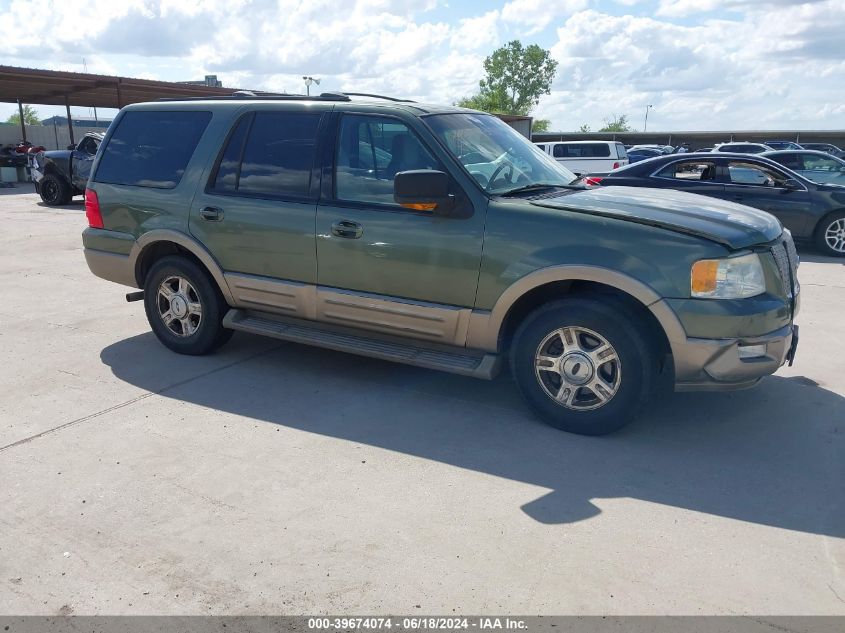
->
[200,206,224,221]
[331,220,363,239]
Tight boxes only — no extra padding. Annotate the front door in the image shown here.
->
[72,135,100,190]
[189,109,329,315]
[315,113,486,343]
[720,159,813,235]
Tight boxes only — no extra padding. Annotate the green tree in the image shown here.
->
[458,40,558,116]
[6,105,40,126]
[532,119,551,133]
[598,114,632,132]
[578,123,592,133]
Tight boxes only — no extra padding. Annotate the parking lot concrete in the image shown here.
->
[0,184,843,615]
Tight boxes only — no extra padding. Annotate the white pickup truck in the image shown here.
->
[535,140,629,176]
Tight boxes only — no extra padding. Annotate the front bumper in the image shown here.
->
[673,323,797,391]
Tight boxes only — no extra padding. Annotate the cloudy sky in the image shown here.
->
[1,0,843,131]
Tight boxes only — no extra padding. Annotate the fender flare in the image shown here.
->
[129,229,236,305]
[466,264,687,354]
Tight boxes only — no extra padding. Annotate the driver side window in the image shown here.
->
[335,115,439,207]
[727,161,786,187]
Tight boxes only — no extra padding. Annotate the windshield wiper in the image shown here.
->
[498,182,581,196]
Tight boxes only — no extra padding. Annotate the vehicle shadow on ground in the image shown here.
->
[799,252,845,265]
[101,332,844,536]
[0,183,36,196]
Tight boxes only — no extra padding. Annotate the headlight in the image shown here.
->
[691,253,765,299]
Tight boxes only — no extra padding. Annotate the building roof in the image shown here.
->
[0,65,250,108]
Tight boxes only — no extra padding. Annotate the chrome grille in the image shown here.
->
[771,231,799,299]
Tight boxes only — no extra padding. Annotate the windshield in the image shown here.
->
[425,113,578,193]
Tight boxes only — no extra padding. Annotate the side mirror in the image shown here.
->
[781,178,802,191]
[67,143,77,150]
[394,170,456,216]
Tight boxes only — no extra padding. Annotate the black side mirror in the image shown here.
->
[781,178,802,191]
[394,170,456,216]
[67,143,77,150]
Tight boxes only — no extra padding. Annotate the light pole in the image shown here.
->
[302,76,320,96]
[644,104,653,132]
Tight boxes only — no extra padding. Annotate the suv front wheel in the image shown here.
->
[143,256,233,355]
[510,297,659,435]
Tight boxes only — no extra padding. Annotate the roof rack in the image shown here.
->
[156,92,351,102]
[342,92,416,103]
[155,91,415,104]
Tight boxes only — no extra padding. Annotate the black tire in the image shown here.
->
[814,211,845,257]
[143,256,232,355]
[39,173,72,206]
[510,296,659,436]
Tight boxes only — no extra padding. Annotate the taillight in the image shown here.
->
[85,189,103,228]
[584,177,604,186]
[612,162,620,169]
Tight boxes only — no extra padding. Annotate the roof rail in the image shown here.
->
[342,92,416,103]
[156,93,351,102]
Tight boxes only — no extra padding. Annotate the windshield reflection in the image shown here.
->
[426,113,578,193]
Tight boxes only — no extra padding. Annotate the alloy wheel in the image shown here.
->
[534,326,622,410]
[157,275,202,337]
[824,218,845,253]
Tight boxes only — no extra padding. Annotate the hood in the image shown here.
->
[531,186,782,250]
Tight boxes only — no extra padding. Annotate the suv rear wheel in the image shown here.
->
[510,297,659,435]
[143,256,233,355]
[39,173,72,206]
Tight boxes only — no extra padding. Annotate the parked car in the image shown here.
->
[763,141,803,151]
[626,148,663,163]
[629,144,674,154]
[712,142,773,154]
[534,140,628,175]
[583,152,845,256]
[32,132,104,205]
[800,143,845,159]
[83,97,799,435]
[762,150,845,186]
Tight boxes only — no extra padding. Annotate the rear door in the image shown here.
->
[650,158,726,197]
[190,107,326,293]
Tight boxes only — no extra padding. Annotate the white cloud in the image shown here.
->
[1,0,844,131]
[500,0,589,34]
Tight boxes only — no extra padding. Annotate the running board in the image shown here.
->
[223,309,501,380]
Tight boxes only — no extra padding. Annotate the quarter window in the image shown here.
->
[95,110,211,189]
[335,115,439,206]
[656,160,717,181]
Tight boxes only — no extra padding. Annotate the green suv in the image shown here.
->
[82,94,800,435]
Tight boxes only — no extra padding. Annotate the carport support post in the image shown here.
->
[65,99,75,147]
[17,100,26,142]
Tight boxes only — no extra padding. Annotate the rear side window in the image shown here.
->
[656,160,717,181]
[211,112,321,198]
[95,110,211,188]
[615,143,627,159]
[553,143,611,158]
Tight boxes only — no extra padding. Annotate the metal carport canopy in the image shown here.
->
[0,65,248,108]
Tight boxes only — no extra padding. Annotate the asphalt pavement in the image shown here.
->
[0,184,842,615]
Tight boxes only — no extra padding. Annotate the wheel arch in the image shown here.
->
[130,230,235,305]
[467,265,685,370]
[812,208,845,239]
